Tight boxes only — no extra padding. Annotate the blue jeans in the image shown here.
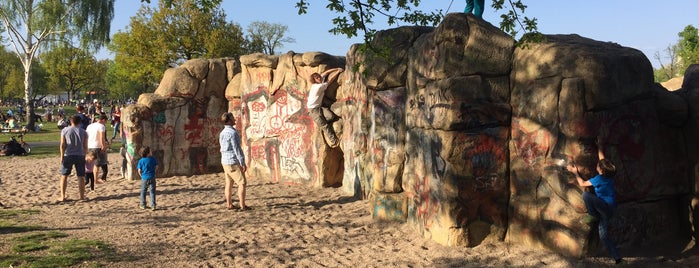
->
[464,0,485,18]
[140,179,156,207]
[112,122,121,139]
[583,192,620,260]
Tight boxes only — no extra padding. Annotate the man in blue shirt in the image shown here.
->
[219,112,249,211]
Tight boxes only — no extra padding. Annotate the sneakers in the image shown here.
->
[139,204,156,210]
[582,215,599,224]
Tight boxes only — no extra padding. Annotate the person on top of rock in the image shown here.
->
[464,0,485,18]
[307,67,343,148]
[566,142,624,265]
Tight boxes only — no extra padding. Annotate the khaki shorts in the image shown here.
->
[222,164,246,186]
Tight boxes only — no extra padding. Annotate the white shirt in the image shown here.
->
[86,122,106,149]
[306,82,328,109]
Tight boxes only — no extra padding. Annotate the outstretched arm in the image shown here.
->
[321,68,343,84]
[597,136,606,160]
[566,163,592,187]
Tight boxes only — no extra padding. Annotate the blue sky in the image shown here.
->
[102,0,699,68]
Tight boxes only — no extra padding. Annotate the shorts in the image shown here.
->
[222,164,246,186]
[88,148,108,166]
[61,155,86,177]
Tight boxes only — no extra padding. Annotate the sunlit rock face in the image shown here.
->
[122,53,346,187]
[123,13,699,258]
[121,58,234,179]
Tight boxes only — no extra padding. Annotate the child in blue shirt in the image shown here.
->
[567,145,623,265]
[137,146,158,210]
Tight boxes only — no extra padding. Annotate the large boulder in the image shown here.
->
[123,12,699,259]
[237,52,345,187]
[121,58,237,179]
[507,34,691,257]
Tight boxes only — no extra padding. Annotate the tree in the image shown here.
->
[0,0,114,131]
[0,47,22,99]
[245,21,295,55]
[105,60,143,102]
[41,45,104,101]
[109,0,246,90]
[654,44,680,82]
[677,25,699,74]
[148,0,538,46]
[294,0,538,45]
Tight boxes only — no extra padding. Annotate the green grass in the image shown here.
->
[0,210,119,267]
[2,105,121,158]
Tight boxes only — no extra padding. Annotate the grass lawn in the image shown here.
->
[1,105,121,159]
[0,210,120,267]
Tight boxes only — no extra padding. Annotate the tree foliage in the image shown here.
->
[294,0,539,45]
[0,0,114,130]
[105,60,144,101]
[149,0,538,47]
[0,47,22,99]
[677,25,699,74]
[246,21,295,55]
[41,45,105,101]
[109,0,246,91]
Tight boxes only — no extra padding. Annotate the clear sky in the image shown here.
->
[102,0,699,68]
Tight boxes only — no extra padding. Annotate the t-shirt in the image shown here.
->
[589,174,616,207]
[77,113,90,129]
[306,82,328,109]
[137,156,158,180]
[85,158,95,173]
[60,126,87,156]
[86,122,106,149]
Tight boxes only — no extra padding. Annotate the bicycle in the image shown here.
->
[1,134,30,156]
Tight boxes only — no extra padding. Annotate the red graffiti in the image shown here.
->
[157,125,174,146]
[251,101,266,112]
[251,145,267,160]
[512,120,552,169]
[410,175,439,230]
[275,91,288,106]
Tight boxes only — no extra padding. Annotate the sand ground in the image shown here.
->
[1,153,698,267]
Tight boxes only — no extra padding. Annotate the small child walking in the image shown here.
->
[137,146,158,210]
[85,150,97,191]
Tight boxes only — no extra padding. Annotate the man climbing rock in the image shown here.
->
[307,67,343,148]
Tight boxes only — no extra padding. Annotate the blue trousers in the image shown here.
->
[583,192,620,260]
[464,0,485,18]
[140,179,156,207]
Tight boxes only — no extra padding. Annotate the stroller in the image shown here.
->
[1,135,30,156]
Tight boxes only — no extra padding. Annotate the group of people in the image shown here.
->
[58,104,116,201]
[58,67,344,212]
[56,66,624,264]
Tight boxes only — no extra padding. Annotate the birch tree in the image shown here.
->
[0,0,114,131]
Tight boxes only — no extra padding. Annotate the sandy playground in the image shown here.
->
[1,153,698,267]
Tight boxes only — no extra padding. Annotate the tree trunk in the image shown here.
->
[23,60,36,132]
